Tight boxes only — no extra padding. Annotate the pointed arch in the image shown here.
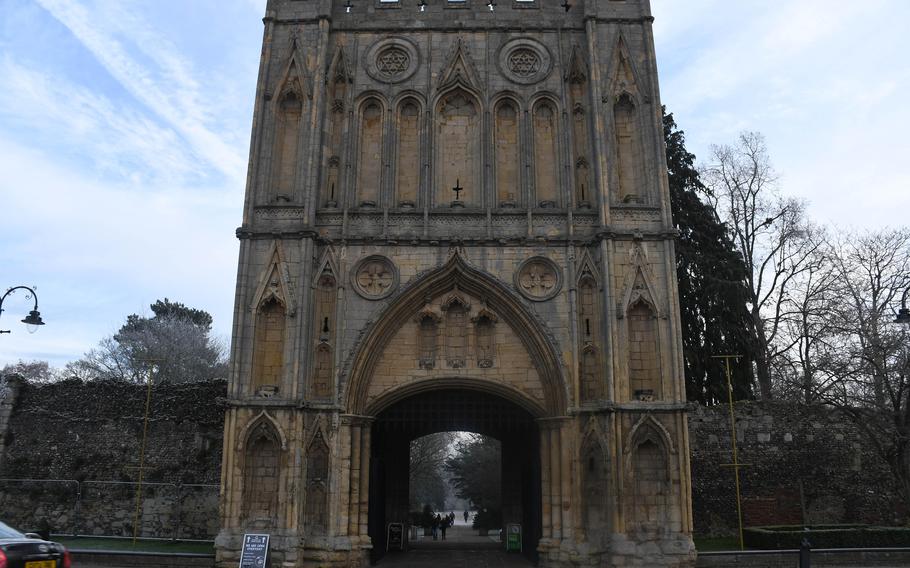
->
[436,37,482,95]
[624,415,674,538]
[250,242,296,316]
[624,414,677,458]
[238,410,289,452]
[271,54,307,201]
[618,244,663,318]
[607,35,648,103]
[325,44,353,86]
[343,252,568,416]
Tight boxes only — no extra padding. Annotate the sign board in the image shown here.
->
[506,523,521,553]
[239,533,270,568]
[387,522,405,551]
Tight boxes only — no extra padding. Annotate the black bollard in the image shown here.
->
[799,537,811,568]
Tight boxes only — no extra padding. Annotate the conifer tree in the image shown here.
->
[664,110,756,403]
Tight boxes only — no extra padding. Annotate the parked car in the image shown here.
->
[0,521,71,568]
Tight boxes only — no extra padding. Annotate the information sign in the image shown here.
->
[239,533,270,568]
[506,523,521,553]
[387,522,405,551]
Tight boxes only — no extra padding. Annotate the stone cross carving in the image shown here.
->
[452,179,463,201]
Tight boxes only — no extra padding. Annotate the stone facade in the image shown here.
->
[219,1,695,566]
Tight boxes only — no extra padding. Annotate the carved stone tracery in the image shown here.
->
[516,257,562,301]
[352,256,398,299]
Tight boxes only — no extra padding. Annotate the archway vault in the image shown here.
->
[344,252,569,417]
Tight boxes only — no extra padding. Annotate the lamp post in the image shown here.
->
[895,285,910,325]
[0,286,45,335]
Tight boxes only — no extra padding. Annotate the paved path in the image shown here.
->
[377,549,532,567]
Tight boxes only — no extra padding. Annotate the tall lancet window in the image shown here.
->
[396,100,421,208]
[252,297,286,395]
[323,68,348,208]
[304,432,330,535]
[242,425,280,527]
[474,314,496,368]
[443,299,468,368]
[533,101,559,208]
[436,90,479,207]
[273,85,303,199]
[495,100,520,207]
[614,94,642,203]
[628,299,660,401]
[570,75,591,208]
[356,100,383,208]
[418,314,438,370]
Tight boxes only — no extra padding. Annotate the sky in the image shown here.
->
[1,0,908,369]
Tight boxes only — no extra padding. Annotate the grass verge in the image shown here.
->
[56,537,213,554]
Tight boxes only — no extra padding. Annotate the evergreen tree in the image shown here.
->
[664,110,756,403]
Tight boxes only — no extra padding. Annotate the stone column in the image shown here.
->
[549,426,562,540]
[539,424,552,541]
[359,422,372,538]
[559,421,573,544]
[348,422,362,538]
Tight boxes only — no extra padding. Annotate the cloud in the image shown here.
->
[34,0,246,184]
[0,56,202,185]
[0,135,240,368]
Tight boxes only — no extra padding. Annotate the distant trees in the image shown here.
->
[445,434,501,511]
[409,432,457,511]
[65,298,227,384]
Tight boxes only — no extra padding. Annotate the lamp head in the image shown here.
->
[895,307,910,326]
[22,310,45,334]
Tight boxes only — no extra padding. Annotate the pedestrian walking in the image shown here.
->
[463,510,469,523]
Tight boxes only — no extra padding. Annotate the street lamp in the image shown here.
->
[0,286,45,334]
[895,285,910,325]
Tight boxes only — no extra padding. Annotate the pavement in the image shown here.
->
[379,522,533,567]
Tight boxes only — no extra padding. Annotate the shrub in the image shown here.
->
[744,525,910,549]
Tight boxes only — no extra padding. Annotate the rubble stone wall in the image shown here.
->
[0,378,903,538]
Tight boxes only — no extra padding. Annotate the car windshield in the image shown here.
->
[0,521,24,539]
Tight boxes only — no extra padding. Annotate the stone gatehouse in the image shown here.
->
[217,1,695,566]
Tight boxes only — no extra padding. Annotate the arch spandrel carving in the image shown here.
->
[342,253,568,416]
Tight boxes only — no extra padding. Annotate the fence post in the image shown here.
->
[799,537,811,568]
[72,481,82,537]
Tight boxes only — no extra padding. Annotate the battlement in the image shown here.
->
[266,0,651,28]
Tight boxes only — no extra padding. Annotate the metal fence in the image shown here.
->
[0,478,219,540]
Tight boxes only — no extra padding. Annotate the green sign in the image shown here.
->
[506,523,521,553]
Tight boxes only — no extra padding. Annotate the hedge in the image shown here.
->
[744,525,910,549]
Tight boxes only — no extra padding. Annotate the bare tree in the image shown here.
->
[704,132,821,398]
[0,360,59,384]
[772,232,842,403]
[811,228,910,516]
[65,300,228,384]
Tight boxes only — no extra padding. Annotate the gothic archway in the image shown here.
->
[342,252,569,417]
